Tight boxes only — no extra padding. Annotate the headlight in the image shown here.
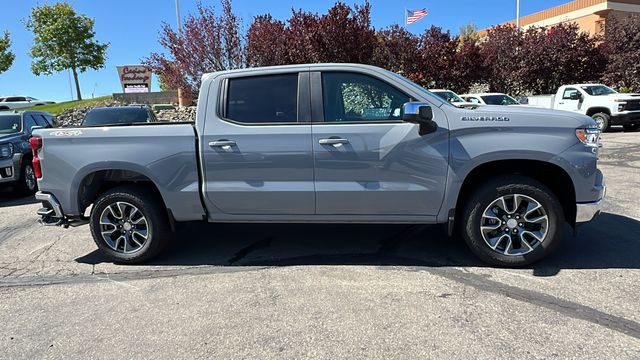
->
[0,144,13,159]
[575,127,601,148]
[618,104,626,112]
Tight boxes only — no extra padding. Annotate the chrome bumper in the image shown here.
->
[576,186,606,223]
[35,191,65,225]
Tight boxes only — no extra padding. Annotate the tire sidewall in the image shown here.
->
[463,177,564,267]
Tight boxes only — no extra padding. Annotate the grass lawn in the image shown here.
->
[17,96,113,115]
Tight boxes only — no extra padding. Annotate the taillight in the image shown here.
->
[29,137,43,179]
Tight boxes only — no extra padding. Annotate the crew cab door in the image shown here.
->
[557,87,581,112]
[201,71,315,215]
[311,71,449,216]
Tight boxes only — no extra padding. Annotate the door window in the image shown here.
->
[562,88,579,100]
[225,74,298,124]
[321,72,410,122]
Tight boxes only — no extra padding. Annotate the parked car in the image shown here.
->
[526,84,640,131]
[461,93,521,106]
[0,96,55,110]
[32,63,604,267]
[429,89,475,107]
[0,110,54,194]
[81,105,158,127]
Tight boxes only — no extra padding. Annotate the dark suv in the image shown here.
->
[0,110,54,194]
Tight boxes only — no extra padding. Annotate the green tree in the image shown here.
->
[458,22,478,48]
[0,31,15,74]
[25,2,108,100]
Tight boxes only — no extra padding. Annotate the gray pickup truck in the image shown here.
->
[32,64,605,266]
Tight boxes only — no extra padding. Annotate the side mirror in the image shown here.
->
[569,92,581,101]
[401,102,437,135]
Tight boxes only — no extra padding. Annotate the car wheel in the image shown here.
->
[89,185,171,264]
[622,124,639,132]
[591,112,610,132]
[461,176,564,267]
[16,162,38,195]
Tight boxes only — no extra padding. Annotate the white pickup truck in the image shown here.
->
[527,84,640,131]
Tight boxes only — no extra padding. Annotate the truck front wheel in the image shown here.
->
[591,112,610,132]
[89,185,171,264]
[461,176,564,267]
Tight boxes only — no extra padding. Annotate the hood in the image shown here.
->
[456,104,596,129]
[602,93,640,100]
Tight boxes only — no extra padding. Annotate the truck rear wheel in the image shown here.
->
[461,176,564,267]
[15,162,38,195]
[591,112,610,132]
[89,185,171,264]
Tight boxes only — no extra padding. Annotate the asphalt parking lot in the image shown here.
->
[0,130,639,359]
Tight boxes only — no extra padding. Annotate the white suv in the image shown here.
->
[0,96,55,110]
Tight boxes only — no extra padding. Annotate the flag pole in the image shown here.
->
[516,0,521,28]
[404,8,407,28]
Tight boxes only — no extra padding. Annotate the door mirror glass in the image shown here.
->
[401,102,437,135]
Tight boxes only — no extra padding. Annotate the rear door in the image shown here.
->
[311,71,449,216]
[201,71,315,215]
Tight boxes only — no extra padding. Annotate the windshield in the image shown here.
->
[481,94,519,105]
[0,115,21,134]
[581,85,617,96]
[82,107,151,126]
[432,91,464,103]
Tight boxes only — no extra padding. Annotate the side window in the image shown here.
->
[467,97,481,104]
[7,97,26,102]
[225,73,298,124]
[23,115,38,134]
[322,72,410,123]
[40,114,55,127]
[32,114,48,128]
[562,88,578,100]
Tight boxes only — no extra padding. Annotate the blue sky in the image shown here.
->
[0,0,569,102]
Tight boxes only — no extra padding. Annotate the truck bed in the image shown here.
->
[33,123,205,221]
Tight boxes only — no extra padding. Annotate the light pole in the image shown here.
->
[175,0,186,106]
[516,0,521,28]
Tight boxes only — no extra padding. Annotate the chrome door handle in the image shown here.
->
[209,140,236,149]
[319,138,349,146]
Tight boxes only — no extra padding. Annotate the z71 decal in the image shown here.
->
[49,130,83,137]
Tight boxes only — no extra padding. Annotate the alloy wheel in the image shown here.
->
[99,201,149,254]
[480,194,549,256]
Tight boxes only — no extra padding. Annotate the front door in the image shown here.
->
[557,87,580,112]
[201,72,315,215]
[312,71,449,216]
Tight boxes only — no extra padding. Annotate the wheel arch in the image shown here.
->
[75,168,172,223]
[586,107,611,117]
[452,159,577,230]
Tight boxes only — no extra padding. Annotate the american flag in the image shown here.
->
[406,8,428,25]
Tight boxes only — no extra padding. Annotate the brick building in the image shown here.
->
[479,0,640,36]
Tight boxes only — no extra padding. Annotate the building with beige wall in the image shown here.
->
[479,0,640,36]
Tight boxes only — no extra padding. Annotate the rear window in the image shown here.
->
[82,107,152,126]
[225,74,298,123]
[0,115,21,134]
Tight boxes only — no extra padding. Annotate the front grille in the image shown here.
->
[625,100,640,111]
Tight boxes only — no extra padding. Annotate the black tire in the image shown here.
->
[622,124,639,132]
[460,176,564,267]
[89,185,172,264]
[15,162,38,195]
[591,112,610,132]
